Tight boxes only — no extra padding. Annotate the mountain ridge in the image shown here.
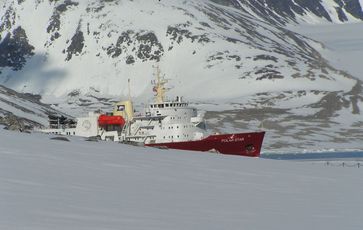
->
[1,0,361,98]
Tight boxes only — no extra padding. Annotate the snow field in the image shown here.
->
[0,129,363,230]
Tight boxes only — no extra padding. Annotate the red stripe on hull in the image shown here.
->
[146,131,265,157]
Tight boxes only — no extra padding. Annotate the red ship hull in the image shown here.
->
[146,131,265,157]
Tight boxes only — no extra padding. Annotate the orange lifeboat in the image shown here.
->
[98,115,125,126]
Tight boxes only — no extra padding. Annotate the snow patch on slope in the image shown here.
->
[289,23,363,81]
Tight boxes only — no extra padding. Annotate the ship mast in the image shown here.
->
[127,78,131,101]
[153,66,169,103]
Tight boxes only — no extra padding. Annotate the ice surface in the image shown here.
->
[0,129,362,230]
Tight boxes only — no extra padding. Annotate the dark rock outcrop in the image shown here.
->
[0,26,34,70]
[106,30,164,62]
[229,0,363,25]
[0,114,28,131]
[167,24,211,44]
[65,24,85,61]
[46,0,79,45]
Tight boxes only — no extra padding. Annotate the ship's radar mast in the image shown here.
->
[127,78,132,101]
[152,66,169,103]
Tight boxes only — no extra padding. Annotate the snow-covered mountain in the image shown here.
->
[233,0,363,24]
[0,0,362,152]
[0,84,66,127]
[1,0,362,99]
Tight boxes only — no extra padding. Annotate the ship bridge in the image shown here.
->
[146,96,197,120]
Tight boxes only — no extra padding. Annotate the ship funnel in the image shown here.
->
[113,100,134,121]
[113,79,134,121]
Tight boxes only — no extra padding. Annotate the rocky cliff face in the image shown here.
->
[0,26,34,71]
[233,0,363,24]
[0,0,362,152]
[0,84,65,127]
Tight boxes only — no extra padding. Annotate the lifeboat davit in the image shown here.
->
[98,115,125,126]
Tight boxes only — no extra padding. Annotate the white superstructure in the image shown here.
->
[40,112,121,141]
[123,97,206,144]
[121,66,207,144]
[40,67,207,144]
